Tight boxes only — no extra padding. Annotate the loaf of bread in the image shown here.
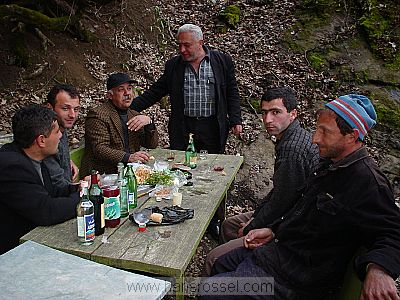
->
[150,212,163,223]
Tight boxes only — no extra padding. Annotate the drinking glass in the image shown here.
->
[199,150,208,160]
[166,150,175,162]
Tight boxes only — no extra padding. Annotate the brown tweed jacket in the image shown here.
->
[80,100,158,176]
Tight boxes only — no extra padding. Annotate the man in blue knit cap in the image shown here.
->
[200,95,400,300]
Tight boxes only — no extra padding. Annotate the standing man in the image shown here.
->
[128,23,242,154]
[80,73,158,176]
[0,106,80,254]
[201,95,400,300]
[202,87,319,275]
[44,84,80,186]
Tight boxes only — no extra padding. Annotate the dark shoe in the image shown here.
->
[207,219,220,241]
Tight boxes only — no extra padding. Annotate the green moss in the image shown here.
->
[249,98,261,112]
[307,52,325,71]
[357,0,400,67]
[284,10,332,52]
[0,4,69,31]
[385,53,400,71]
[360,10,389,39]
[219,4,241,29]
[374,103,400,130]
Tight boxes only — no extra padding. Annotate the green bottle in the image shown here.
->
[118,163,129,217]
[125,163,137,209]
[185,133,197,169]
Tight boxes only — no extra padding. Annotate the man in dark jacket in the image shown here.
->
[202,87,319,275]
[0,106,80,254]
[44,84,81,187]
[201,95,400,300]
[128,23,242,154]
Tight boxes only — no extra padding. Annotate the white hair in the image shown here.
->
[177,24,203,40]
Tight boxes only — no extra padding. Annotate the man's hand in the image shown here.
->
[360,263,400,300]
[244,228,274,249]
[128,151,150,163]
[237,217,254,238]
[127,115,152,131]
[70,160,79,182]
[231,124,242,135]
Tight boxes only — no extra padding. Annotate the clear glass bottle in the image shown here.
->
[118,163,129,217]
[125,163,137,210]
[77,181,95,245]
[185,133,197,169]
[89,170,105,236]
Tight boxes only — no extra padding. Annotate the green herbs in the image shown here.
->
[145,171,173,186]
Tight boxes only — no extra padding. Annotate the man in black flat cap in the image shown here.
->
[80,72,158,176]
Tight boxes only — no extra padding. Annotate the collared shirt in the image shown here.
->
[183,49,216,117]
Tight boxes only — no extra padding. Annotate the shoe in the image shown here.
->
[207,219,220,241]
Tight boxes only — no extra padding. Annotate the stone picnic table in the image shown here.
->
[21,148,244,299]
[0,240,171,300]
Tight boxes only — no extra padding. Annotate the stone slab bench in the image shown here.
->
[0,241,171,300]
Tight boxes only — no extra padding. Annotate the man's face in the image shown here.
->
[313,112,350,161]
[44,121,62,156]
[109,82,133,110]
[177,32,203,62]
[261,98,297,139]
[51,91,80,129]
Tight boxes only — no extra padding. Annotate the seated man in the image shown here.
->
[203,87,319,275]
[81,73,158,176]
[0,106,80,254]
[43,84,81,187]
[201,95,400,300]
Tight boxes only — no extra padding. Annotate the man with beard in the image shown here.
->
[201,95,400,300]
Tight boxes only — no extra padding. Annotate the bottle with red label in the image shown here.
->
[76,181,95,245]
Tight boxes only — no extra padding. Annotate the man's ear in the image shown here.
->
[35,134,46,148]
[348,129,360,143]
[290,109,297,122]
[45,103,53,110]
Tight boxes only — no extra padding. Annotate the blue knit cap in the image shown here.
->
[325,94,377,141]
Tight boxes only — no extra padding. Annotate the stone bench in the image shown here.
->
[0,241,171,300]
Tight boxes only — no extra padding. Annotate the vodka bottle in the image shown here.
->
[77,181,95,245]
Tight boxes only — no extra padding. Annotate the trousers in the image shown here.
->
[202,211,254,276]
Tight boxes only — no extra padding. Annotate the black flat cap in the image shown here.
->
[106,72,134,90]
